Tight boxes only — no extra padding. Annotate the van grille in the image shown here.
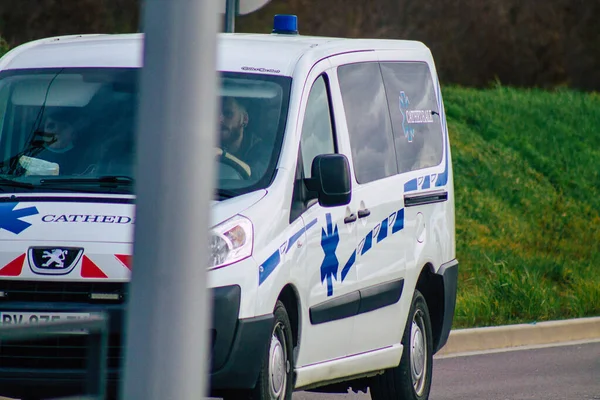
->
[0,280,126,303]
[0,334,122,370]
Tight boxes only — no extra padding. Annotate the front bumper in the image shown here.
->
[0,283,273,399]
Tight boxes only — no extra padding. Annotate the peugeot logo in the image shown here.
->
[28,247,84,275]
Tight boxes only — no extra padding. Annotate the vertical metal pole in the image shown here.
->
[85,317,108,400]
[121,0,219,399]
[224,0,236,33]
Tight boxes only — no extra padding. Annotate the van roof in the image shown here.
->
[0,32,431,77]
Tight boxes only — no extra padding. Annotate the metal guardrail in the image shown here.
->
[0,313,109,400]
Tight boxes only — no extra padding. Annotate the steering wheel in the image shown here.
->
[217,148,251,180]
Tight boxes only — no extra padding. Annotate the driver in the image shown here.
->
[218,96,270,178]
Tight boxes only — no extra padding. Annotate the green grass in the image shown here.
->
[445,84,600,328]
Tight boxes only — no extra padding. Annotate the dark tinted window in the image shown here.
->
[380,62,443,172]
[0,68,291,197]
[300,75,336,178]
[290,74,337,222]
[337,62,397,184]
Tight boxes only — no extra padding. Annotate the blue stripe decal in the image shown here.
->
[341,250,356,281]
[422,175,431,189]
[259,218,318,285]
[434,82,449,188]
[287,217,318,253]
[361,231,373,255]
[392,209,404,234]
[259,250,281,285]
[340,208,405,285]
[377,218,388,243]
[306,218,318,231]
[404,179,418,192]
[258,207,407,292]
[435,136,450,187]
[287,231,304,253]
[435,79,449,187]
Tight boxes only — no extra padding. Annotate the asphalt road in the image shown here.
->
[292,341,600,400]
[1,341,597,400]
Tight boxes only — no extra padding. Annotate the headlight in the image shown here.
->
[209,215,253,269]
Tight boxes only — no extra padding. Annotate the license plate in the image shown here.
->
[0,312,92,332]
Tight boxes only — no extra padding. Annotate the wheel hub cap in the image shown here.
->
[411,322,425,379]
[269,333,286,398]
[410,313,427,396]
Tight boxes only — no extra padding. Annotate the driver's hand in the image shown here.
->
[216,148,252,178]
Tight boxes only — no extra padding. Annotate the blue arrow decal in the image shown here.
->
[0,203,39,234]
[320,213,339,296]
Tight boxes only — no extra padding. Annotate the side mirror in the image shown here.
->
[308,154,352,207]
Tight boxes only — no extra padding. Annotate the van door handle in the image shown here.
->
[344,214,357,224]
[358,209,370,218]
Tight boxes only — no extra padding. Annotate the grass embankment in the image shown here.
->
[445,85,600,328]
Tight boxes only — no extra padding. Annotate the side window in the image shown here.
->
[380,62,443,172]
[290,74,336,222]
[337,62,397,184]
[299,75,335,178]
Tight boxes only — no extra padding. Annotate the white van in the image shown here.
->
[0,15,458,400]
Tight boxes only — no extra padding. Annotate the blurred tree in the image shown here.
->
[0,0,599,91]
[0,0,140,47]
[562,0,600,90]
[237,0,600,91]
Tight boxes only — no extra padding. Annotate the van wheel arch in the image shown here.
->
[277,284,301,367]
[415,263,445,354]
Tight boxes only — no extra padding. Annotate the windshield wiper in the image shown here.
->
[0,177,35,190]
[39,177,236,198]
[40,176,134,186]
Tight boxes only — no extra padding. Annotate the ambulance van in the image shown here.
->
[0,15,458,400]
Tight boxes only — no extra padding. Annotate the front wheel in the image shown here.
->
[370,289,433,400]
[252,300,294,400]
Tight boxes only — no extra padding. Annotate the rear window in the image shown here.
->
[337,62,398,184]
[380,61,443,172]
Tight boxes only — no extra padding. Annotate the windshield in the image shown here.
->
[0,67,291,197]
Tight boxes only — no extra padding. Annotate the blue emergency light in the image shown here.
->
[272,14,298,35]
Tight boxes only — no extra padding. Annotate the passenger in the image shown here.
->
[35,108,91,175]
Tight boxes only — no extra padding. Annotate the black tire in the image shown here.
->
[370,289,433,400]
[234,300,294,400]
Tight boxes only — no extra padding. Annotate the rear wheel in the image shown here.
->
[370,289,433,400]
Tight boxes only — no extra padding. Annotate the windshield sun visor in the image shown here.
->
[11,74,101,107]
